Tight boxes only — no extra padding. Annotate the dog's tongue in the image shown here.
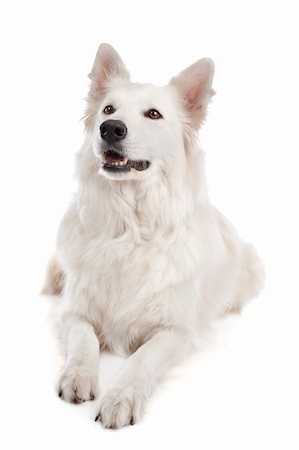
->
[105,150,124,162]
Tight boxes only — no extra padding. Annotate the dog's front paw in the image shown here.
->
[58,365,99,404]
[95,385,145,429]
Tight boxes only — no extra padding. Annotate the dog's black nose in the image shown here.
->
[100,120,127,143]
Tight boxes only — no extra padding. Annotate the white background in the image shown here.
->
[2,1,299,449]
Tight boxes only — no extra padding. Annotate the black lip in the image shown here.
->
[103,164,131,173]
[131,160,150,171]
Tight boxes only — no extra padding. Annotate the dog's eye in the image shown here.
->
[103,105,115,115]
[144,109,163,120]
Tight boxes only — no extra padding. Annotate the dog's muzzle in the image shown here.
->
[99,120,150,173]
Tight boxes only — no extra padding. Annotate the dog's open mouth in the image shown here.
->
[102,150,150,172]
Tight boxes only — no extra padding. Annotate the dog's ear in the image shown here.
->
[170,58,215,128]
[84,44,130,129]
[89,43,130,92]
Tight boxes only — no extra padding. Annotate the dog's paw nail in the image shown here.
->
[130,417,135,425]
[90,393,95,401]
[95,413,101,422]
[58,389,63,398]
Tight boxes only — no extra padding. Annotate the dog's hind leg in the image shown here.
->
[41,254,65,296]
[230,243,265,313]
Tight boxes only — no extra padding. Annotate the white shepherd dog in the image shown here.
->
[42,43,265,429]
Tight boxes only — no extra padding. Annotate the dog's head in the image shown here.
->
[85,44,214,181]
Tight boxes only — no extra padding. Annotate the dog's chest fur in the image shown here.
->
[57,176,202,355]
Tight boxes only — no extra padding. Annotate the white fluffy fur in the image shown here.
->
[43,44,265,429]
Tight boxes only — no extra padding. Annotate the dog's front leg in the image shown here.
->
[57,314,100,403]
[95,329,189,429]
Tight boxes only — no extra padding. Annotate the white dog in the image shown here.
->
[42,43,264,429]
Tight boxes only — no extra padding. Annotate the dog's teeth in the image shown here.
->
[123,158,128,164]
